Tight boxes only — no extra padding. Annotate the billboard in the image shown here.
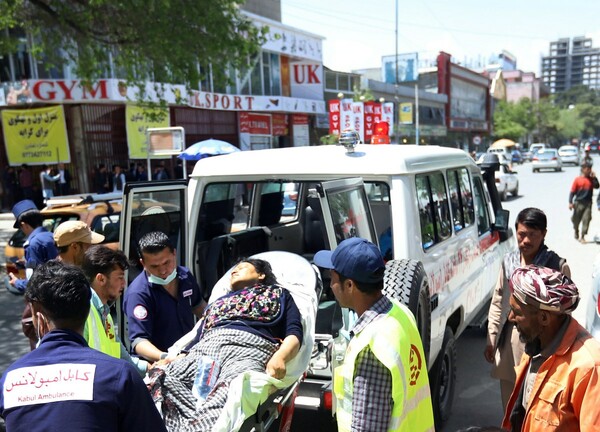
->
[382,53,419,84]
[2,106,70,165]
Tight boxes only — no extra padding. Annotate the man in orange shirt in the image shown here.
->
[568,162,599,243]
[502,265,600,431]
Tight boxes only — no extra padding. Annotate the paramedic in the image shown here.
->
[0,261,166,431]
[314,237,434,432]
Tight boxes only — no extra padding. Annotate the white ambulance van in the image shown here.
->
[119,142,514,429]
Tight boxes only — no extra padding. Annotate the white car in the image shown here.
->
[495,163,519,200]
[532,148,562,172]
[558,145,580,166]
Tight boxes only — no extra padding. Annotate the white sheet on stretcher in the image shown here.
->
[166,251,318,432]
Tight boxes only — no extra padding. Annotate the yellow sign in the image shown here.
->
[126,105,170,159]
[2,106,70,165]
[399,102,413,124]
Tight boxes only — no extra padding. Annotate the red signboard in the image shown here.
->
[239,112,271,135]
[363,101,381,144]
[272,114,289,136]
[328,100,340,135]
[292,114,309,125]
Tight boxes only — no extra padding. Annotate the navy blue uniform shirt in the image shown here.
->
[14,227,58,293]
[0,329,166,432]
[123,266,203,352]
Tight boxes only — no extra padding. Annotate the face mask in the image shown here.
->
[148,267,177,286]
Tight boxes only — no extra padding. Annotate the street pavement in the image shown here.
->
[0,212,29,431]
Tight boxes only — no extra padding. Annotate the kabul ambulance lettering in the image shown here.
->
[3,363,96,408]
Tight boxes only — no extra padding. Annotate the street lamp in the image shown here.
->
[337,92,344,99]
[379,97,385,103]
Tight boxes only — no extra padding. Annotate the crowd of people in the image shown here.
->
[0,160,186,211]
[2,182,600,431]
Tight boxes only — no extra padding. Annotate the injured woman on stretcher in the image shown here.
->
[146,252,318,432]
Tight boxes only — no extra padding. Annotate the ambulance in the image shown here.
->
[119,139,514,429]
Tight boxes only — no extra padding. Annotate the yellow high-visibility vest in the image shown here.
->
[334,299,434,432]
[86,302,121,358]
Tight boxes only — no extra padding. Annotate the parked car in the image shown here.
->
[495,163,519,200]
[532,148,562,172]
[558,145,580,166]
[511,150,523,165]
[4,193,122,282]
[529,143,547,156]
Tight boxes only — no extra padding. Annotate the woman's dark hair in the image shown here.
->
[26,260,91,328]
[239,258,278,285]
[515,207,547,231]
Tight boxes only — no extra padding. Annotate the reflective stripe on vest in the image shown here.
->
[334,299,434,432]
[86,303,121,358]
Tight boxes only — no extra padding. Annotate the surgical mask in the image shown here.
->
[148,267,177,286]
[35,312,47,348]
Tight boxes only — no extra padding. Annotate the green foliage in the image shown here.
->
[553,85,600,109]
[556,107,584,141]
[493,98,559,143]
[492,100,528,140]
[0,0,266,100]
[320,134,339,145]
[352,86,374,102]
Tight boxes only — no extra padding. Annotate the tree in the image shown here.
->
[492,100,528,141]
[556,106,584,143]
[0,0,267,100]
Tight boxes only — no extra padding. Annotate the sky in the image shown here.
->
[281,0,600,76]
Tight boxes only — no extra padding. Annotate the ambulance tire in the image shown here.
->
[431,326,457,429]
[383,259,431,364]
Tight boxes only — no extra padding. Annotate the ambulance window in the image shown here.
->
[326,186,374,244]
[416,176,435,249]
[447,168,474,232]
[415,173,451,249]
[429,173,452,240]
[365,182,392,260]
[472,177,491,235]
[260,182,300,224]
[198,182,252,240]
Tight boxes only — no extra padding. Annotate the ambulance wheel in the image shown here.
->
[383,259,431,364]
[431,326,457,429]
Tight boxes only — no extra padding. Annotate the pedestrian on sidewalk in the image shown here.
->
[568,162,599,243]
[484,208,570,411]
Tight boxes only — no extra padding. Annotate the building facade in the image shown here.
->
[0,8,326,195]
[483,69,550,103]
[541,36,600,93]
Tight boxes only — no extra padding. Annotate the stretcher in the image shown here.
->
[166,251,320,432]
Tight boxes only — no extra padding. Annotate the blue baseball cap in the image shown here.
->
[314,237,385,284]
[11,200,38,229]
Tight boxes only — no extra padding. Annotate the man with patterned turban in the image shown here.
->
[502,265,600,431]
